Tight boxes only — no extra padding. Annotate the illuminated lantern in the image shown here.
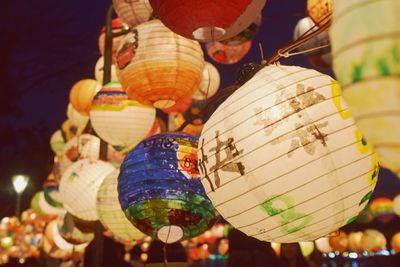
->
[149,0,266,42]
[89,82,156,147]
[97,169,146,243]
[162,97,192,114]
[391,232,400,254]
[94,56,119,84]
[192,62,220,101]
[116,19,204,109]
[355,206,373,224]
[60,213,94,245]
[307,0,332,26]
[361,229,386,252]
[331,0,400,175]
[50,130,66,156]
[315,237,333,253]
[43,180,63,208]
[61,119,84,142]
[328,231,348,253]
[220,14,262,46]
[271,242,281,256]
[206,41,252,65]
[369,197,394,223]
[348,232,364,253]
[174,113,204,137]
[60,159,115,221]
[198,64,379,243]
[31,192,44,215]
[98,18,126,61]
[118,133,216,243]
[393,195,400,216]
[66,104,89,129]
[218,239,229,255]
[69,79,101,116]
[112,0,153,27]
[299,241,314,257]
[36,191,65,217]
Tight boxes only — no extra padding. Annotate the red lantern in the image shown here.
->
[149,0,266,42]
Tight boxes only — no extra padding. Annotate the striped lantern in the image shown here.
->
[38,191,66,217]
[115,19,204,109]
[50,130,66,156]
[69,79,101,116]
[307,0,332,26]
[67,103,89,128]
[96,169,146,243]
[206,41,252,65]
[198,64,379,243]
[43,180,63,209]
[94,56,119,84]
[60,213,95,245]
[192,62,221,101]
[113,0,153,28]
[369,197,394,223]
[118,133,216,243]
[89,82,156,147]
[331,0,400,176]
[60,159,115,221]
[149,0,266,42]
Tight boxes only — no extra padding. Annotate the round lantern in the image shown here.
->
[162,97,192,115]
[50,130,66,156]
[293,17,330,56]
[66,104,89,128]
[315,237,333,253]
[59,213,94,245]
[355,206,374,224]
[60,159,115,221]
[116,19,204,109]
[361,229,386,252]
[299,241,314,257]
[348,232,364,253]
[69,79,101,116]
[89,82,156,147]
[61,119,84,142]
[94,56,119,84]
[206,41,252,65]
[98,18,126,61]
[149,0,266,42]
[331,0,400,175]
[369,197,394,223]
[37,191,65,217]
[198,64,379,243]
[220,14,262,46]
[393,194,400,216]
[328,231,348,252]
[118,132,216,243]
[192,62,220,101]
[113,0,153,28]
[97,169,146,243]
[43,180,63,208]
[307,0,332,26]
[391,232,400,254]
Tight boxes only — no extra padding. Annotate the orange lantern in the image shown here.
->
[328,231,348,253]
[362,229,386,253]
[391,232,400,254]
[116,19,204,109]
[113,0,153,27]
[98,18,126,62]
[206,41,252,65]
[307,0,332,26]
[348,232,363,253]
[69,79,101,116]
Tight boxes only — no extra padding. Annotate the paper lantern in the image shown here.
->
[37,191,65,217]
[69,79,101,116]
[198,64,379,243]
[206,41,252,65]
[361,229,386,252]
[331,0,400,175]
[348,232,363,253]
[94,56,119,84]
[113,0,153,28]
[61,119,84,142]
[174,113,204,137]
[116,19,204,109]
[315,237,333,253]
[192,62,220,101]
[60,159,115,221]
[89,82,156,147]
[293,17,330,56]
[391,232,400,254]
[307,0,331,25]
[393,195,400,216]
[355,206,373,224]
[329,231,348,252]
[220,14,262,46]
[150,0,266,42]
[50,130,66,156]
[118,133,216,243]
[59,213,94,245]
[97,169,146,243]
[369,197,394,223]
[162,97,192,114]
[66,104,89,128]
[98,18,126,61]
[299,241,314,257]
[43,180,63,209]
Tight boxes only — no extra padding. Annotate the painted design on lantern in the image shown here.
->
[254,84,328,157]
[331,80,351,120]
[68,171,79,183]
[177,139,200,179]
[260,194,313,235]
[354,128,379,185]
[359,191,373,206]
[116,29,138,70]
[199,131,245,191]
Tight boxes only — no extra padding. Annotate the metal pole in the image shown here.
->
[15,193,21,219]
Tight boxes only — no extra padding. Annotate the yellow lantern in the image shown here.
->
[315,237,333,253]
[391,232,400,254]
[50,130,66,156]
[307,0,332,26]
[116,19,204,109]
[329,231,348,253]
[393,194,400,216]
[69,79,101,116]
[348,231,364,253]
[361,229,386,252]
[192,62,220,100]
[299,241,314,257]
[331,0,400,176]
[198,64,379,243]
[66,103,89,128]
[112,0,153,28]
[94,56,119,84]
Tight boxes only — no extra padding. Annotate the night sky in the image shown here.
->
[1,0,399,220]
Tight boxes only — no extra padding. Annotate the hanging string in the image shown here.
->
[163,244,168,267]
[278,43,331,58]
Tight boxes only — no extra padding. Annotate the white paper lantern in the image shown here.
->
[50,130,66,156]
[38,191,66,217]
[113,0,153,28]
[66,103,89,128]
[293,17,330,55]
[94,56,119,84]
[60,159,115,221]
[192,62,220,100]
[198,64,379,243]
[97,169,146,243]
[315,237,333,253]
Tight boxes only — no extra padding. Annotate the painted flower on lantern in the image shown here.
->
[116,32,138,70]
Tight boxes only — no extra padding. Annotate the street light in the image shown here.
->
[12,174,29,218]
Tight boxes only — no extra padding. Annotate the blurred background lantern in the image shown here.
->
[113,0,153,28]
[116,19,204,109]
[299,241,314,257]
[59,213,94,245]
[98,18,127,62]
[391,232,400,254]
[315,237,333,253]
[220,14,262,46]
[96,169,146,243]
[118,133,216,243]
[206,41,252,65]
[149,0,266,42]
[43,220,74,259]
[328,231,348,253]
[173,113,204,137]
[94,56,119,84]
[348,231,364,253]
[393,194,400,216]
[32,191,64,218]
[199,64,379,243]
[192,62,220,101]
[69,79,101,116]
[161,97,192,115]
[307,0,331,26]
[50,130,66,156]
[361,229,386,253]
[60,159,115,221]
[89,82,156,147]
[369,197,395,223]
[331,0,400,176]
[66,103,89,129]
[43,179,63,209]
[61,119,84,142]
[355,206,374,224]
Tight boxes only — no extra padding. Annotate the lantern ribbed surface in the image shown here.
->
[90,82,156,147]
[60,159,115,221]
[331,0,400,176]
[94,57,119,84]
[113,0,153,28]
[150,0,266,42]
[67,103,89,128]
[192,62,220,101]
[69,79,101,116]
[118,132,216,243]
[198,64,379,243]
[115,19,204,109]
[97,169,146,243]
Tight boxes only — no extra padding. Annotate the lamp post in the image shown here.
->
[12,174,29,219]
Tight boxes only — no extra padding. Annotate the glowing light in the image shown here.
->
[12,174,29,193]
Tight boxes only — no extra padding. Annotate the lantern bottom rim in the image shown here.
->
[157,225,183,244]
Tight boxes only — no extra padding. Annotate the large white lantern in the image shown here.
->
[198,64,379,243]
[192,62,221,100]
[96,169,146,243]
[94,56,119,84]
[60,159,115,221]
[66,103,89,128]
